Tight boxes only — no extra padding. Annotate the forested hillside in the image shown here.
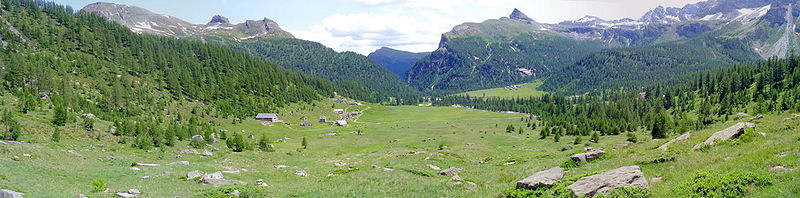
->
[542,36,759,93]
[0,0,342,121]
[212,38,420,104]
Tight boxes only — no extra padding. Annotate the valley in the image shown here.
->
[1,0,800,197]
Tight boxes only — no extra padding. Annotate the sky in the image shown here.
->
[55,0,705,54]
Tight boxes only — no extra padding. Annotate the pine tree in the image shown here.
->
[51,99,67,126]
[554,130,561,142]
[651,112,669,139]
[539,127,549,139]
[574,135,582,145]
[591,132,600,143]
[301,136,308,149]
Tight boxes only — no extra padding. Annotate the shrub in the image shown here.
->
[573,136,582,145]
[331,168,360,175]
[626,132,638,143]
[505,181,575,198]
[676,169,773,197]
[560,158,582,168]
[51,127,61,142]
[83,118,94,131]
[91,178,108,192]
[591,132,600,143]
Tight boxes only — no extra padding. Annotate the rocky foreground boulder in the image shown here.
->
[0,189,23,198]
[567,166,648,197]
[693,122,755,149]
[198,171,246,186]
[439,167,462,176]
[657,133,690,151]
[570,150,605,162]
[516,167,563,189]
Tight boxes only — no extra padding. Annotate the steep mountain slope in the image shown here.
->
[409,0,800,94]
[367,47,429,78]
[406,10,607,93]
[81,2,418,104]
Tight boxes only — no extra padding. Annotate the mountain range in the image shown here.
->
[407,0,800,94]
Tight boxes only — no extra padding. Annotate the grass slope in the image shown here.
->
[455,80,547,99]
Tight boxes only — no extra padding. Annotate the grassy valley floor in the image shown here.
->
[0,99,798,197]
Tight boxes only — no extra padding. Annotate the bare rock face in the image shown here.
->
[693,122,755,149]
[187,170,203,180]
[570,150,606,162]
[567,166,649,197]
[191,135,204,143]
[516,167,564,189]
[657,133,690,151]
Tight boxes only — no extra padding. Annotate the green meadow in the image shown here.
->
[456,80,548,99]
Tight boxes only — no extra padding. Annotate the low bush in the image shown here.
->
[595,186,651,198]
[91,178,108,192]
[204,185,268,198]
[403,168,433,177]
[676,169,773,197]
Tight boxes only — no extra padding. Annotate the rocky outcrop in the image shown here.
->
[516,167,564,189]
[567,166,649,197]
[657,133,690,151]
[510,8,536,24]
[693,122,755,149]
[570,150,606,162]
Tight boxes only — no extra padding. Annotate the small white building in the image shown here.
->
[333,109,345,114]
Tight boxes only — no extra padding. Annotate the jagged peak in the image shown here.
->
[208,15,230,25]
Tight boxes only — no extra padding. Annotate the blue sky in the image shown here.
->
[55,0,704,54]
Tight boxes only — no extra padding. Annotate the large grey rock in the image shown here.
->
[567,166,649,197]
[693,122,755,149]
[516,167,564,189]
[439,167,462,176]
[657,133,690,151]
[570,150,606,162]
[750,114,765,121]
[0,189,23,198]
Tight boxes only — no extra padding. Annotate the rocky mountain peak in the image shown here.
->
[208,15,230,25]
[510,8,536,24]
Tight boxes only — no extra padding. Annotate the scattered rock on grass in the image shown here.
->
[771,165,790,171]
[115,192,135,198]
[168,161,189,166]
[428,164,441,170]
[66,150,82,157]
[130,167,140,171]
[567,166,649,197]
[516,167,563,189]
[135,163,160,167]
[382,168,394,172]
[77,194,87,198]
[255,179,268,187]
[440,167,462,176]
[273,165,288,169]
[202,150,213,156]
[180,150,199,154]
[750,114,765,121]
[295,170,308,177]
